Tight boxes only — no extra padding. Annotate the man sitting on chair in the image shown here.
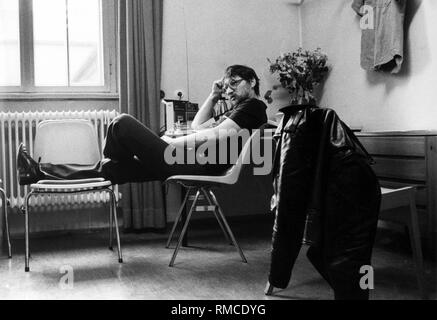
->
[17,65,268,185]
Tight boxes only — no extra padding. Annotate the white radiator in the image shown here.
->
[0,110,120,209]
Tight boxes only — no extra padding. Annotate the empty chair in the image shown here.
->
[22,119,122,272]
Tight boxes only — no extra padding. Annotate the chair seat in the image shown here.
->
[380,186,414,211]
[36,178,106,184]
[165,172,237,187]
[380,186,413,195]
[30,179,112,192]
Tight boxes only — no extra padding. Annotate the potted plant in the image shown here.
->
[265,48,329,105]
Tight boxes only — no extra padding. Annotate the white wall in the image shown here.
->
[161,0,302,120]
[302,0,437,131]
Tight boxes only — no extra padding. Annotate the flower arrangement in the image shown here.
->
[265,48,329,105]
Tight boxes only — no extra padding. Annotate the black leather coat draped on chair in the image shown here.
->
[268,104,381,299]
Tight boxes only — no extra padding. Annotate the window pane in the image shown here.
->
[0,0,20,86]
[68,0,104,86]
[33,0,68,86]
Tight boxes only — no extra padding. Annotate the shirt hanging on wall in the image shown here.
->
[352,0,406,73]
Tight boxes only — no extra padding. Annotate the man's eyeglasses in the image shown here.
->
[223,78,244,91]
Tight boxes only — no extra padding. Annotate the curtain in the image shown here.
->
[118,0,165,230]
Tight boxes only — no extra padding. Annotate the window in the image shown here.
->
[0,0,20,86]
[0,0,117,95]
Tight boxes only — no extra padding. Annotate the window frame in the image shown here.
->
[0,0,118,97]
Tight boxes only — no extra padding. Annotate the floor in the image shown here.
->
[0,216,436,300]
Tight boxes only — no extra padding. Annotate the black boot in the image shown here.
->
[17,143,44,185]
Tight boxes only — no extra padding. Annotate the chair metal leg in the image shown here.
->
[169,189,200,267]
[1,189,11,258]
[208,190,247,263]
[166,188,190,248]
[108,189,123,263]
[109,191,114,251]
[24,192,33,272]
[407,192,427,299]
[264,281,274,296]
[201,187,232,245]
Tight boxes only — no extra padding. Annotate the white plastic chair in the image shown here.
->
[22,119,122,272]
[1,180,11,258]
[379,186,426,299]
[165,126,269,267]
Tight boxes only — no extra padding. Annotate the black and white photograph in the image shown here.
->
[0,0,436,308]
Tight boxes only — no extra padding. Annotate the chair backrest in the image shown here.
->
[33,119,101,165]
[220,124,270,185]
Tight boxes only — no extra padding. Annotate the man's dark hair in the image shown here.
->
[224,65,260,96]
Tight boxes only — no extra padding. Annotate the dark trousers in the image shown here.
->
[307,159,381,300]
[40,114,221,184]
